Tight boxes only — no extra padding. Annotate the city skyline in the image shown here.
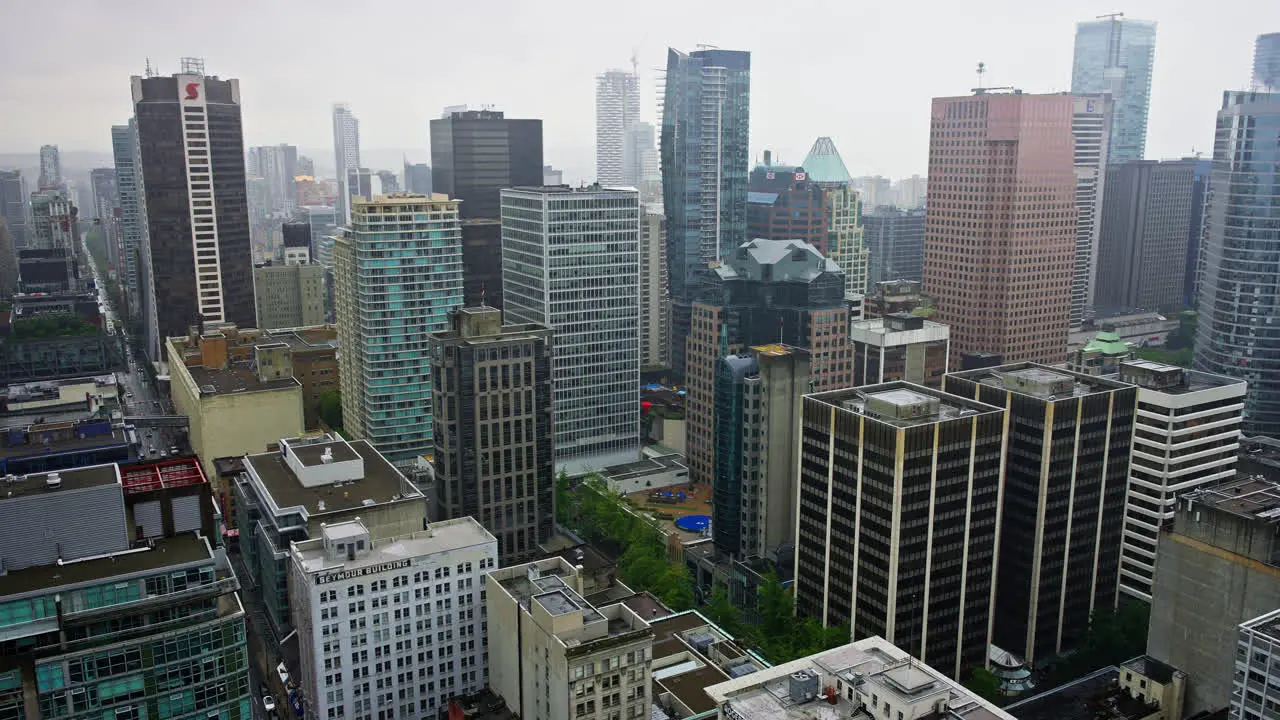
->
[2,0,1275,185]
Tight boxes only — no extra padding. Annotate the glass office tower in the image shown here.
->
[1071,16,1157,164]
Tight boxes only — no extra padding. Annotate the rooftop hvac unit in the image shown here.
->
[789,670,819,703]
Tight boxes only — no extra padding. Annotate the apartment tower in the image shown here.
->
[923,91,1077,366]
[596,69,641,186]
[331,103,360,224]
[1069,93,1112,328]
[640,204,669,371]
[1071,15,1158,164]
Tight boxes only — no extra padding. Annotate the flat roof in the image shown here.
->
[245,439,416,516]
[187,364,300,396]
[0,533,211,597]
[0,427,129,460]
[1182,475,1280,521]
[1120,655,1178,685]
[0,463,119,499]
[1243,608,1280,644]
[1117,360,1245,395]
[1004,666,1143,720]
[293,517,495,575]
[807,382,1003,428]
[950,361,1131,399]
[293,440,360,466]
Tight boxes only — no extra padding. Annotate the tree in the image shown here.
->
[318,389,343,431]
[964,667,1002,702]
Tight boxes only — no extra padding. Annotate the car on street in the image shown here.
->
[262,696,275,713]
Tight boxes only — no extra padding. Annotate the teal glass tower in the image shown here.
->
[1071,15,1156,164]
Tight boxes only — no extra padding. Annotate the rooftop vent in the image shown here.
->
[317,500,326,512]
[45,472,62,490]
[321,447,334,464]
[361,498,375,507]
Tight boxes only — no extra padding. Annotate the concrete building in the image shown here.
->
[166,325,305,489]
[234,432,429,637]
[0,459,250,720]
[1255,33,1280,92]
[1006,655,1186,720]
[794,383,1006,679]
[644,610,769,719]
[851,175,893,211]
[640,204,669,371]
[428,307,554,563]
[1194,91,1280,438]
[332,103,360,224]
[1071,15,1158,164]
[1070,93,1113,328]
[945,364,1136,665]
[28,190,78,254]
[1097,160,1198,314]
[596,69,641,187]
[661,47,751,378]
[686,238,848,490]
[289,516,497,720]
[864,206,927,288]
[624,122,660,202]
[802,138,870,301]
[264,325,339,431]
[1146,476,1280,716]
[334,193,463,465]
[374,168,399,194]
[891,174,928,210]
[0,221,16,298]
[924,91,1077,367]
[403,160,431,195]
[704,637,1017,720]
[1116,360,1246,602]
[1233,608,1280,720]
[850,313,950,388]
[501,185,640,474]
[486,557,654,720]
[38,144,61,190]
[253,261,325,330]
[248,143,299,217]
[863,279,933,318]
[0,169,29,248]
[132,60,256,340]
[713,344,808,560]
[747,162,828,256]
[1067,331,1135,376]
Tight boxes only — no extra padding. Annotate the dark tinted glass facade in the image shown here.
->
[864,207,926,286]
[429,111,544,220]
[461,219,502,309]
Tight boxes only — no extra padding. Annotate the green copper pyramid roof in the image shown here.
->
[802,137,852,185]
[1084,331,1131,356]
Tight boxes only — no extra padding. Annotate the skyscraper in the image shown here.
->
[332,103,360,223]
[403,161,432,195]
[661,47,751,378]
[923,91,1077,366]
[1253,32,1280,92]
[132,59,255,339]
[1184,158,1212,307]
[28,191,78,254]
[89,168,120,269]
[793,383,1006,679]
[624,121,660,200]
[1096,159,1197,313]
[38,144,61,190]
[802,137,870,302]
[334,193,463,465]
[863,207,926,286]
[428,307,554,563]
[945,364,1136,664]
[430,109,544,220]
[501,185,641,474]
[1070,93,1112,328]
[1194,91,1280,437]
[640,204,669,371]
[1071,15,1157,164]
[0,169,30,248]
[596,69,640,186]
[375,169,399,194]
[747,162,827,254]
[247,143,299,216]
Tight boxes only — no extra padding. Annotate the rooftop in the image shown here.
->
[1116,359,1246,395]
[187,364,300,396]
[244,438,420,517]
[1181,475,1280,521]
[648,611,765,717]
[808,382,1003,428]
[949,362,1131,400]
[1119,655,1178,685]
[715,238,840,284]
[1005,666,1158,720]
[292,517,495,576]
[0,533,212,598]
[0,463,119,500]
[1242,608,1280,644]
[0,423,129,461]
[849,316,949,345]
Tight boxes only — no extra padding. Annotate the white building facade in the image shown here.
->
[595,70,640,187]
[501,185,641,474]
[290,516,498,720]
[332,104,361,224]
[1070,93,1112,329]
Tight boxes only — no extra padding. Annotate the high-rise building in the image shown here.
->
[290,517,497,720]
[1096,159,1197,314]
[461,219,503,309]
[864,206,926,287]
[714,344,809,560]
[686,238,848,505]
[430,109,544,220]
[923,91,1077,367]
[542,165,562,185]
[1146,476,1280,716]
[661,47,751,377]
[403,160,432,194]
[944,363,1136,664]
[851,175,892,210]
[299,205,337,266]
[334,193,463,465]
[794,383,1006,679]
[1184,158,1212,307]
[89,168,120,270]
[1114,360,1245,603]
[132,60,255,339]
[1071,15,1157,164]
[502,185,640,473]
[253,261,325,330]
[624,121,660,200]
[487,557,654,720]
[247,143,299,216]
[38,144,61,189]
[891,174,928,209]
[1253,32,1280,92]
[596,69,640,186]
[0,221,15,297]
[332,103,360,223]
[428,307,554,562]
[1195,91,1280,437]
[1070,93,1113,328]
[0,169,28,248]
[640,204,669,371]
[28,190,78,255]
[851,313,950,388]
[1233,608,1280,720]
[748,161,827,254]
[344,166,372,212]
[111,124,145,304]
[280,220,311,265]
[800,138,869,301]
[375,168,398,194]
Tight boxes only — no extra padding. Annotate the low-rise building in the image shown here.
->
[487,557,654,720]
[704,636,1016,719]
[0,416,134,474]
[1233,608,1280,720]
[1067,331,1135,376]
[1005,655,1186,720]
[863,278,933,318]
[647,611,769,719]
[289,516,497,720]
[850,313,950,388]
[253,261,326,331]
[234,433,429,637]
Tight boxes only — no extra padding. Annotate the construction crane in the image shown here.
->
[1096,11,1124,20]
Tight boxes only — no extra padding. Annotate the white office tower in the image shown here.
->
[38,144,62,189]
[595,69,640,186]
[1070,93,1113,329]
[501,185,641,474]
[1117,360,1246,602]
[290,517,498,720]
[332,103,361,224]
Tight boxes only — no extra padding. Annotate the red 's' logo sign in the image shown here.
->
[184,82,199,100]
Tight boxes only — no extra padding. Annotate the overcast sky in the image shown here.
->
[1,0,1276,183]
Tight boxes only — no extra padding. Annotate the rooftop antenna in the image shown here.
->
[144,57,154,78]
[976,62,986,90]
